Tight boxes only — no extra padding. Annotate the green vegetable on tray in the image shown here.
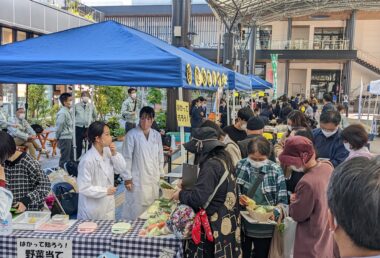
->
[160,180,174,190]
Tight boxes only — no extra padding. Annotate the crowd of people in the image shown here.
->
[0,89,379,258]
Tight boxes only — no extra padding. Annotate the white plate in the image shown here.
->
[240,211,277,225]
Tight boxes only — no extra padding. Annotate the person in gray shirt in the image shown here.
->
[121,88,141,134]
[56,93,73,168]
[74,91,97,159]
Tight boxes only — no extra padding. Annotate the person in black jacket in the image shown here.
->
[190,97,204,132]
[172,127,241,258]
[219,98,228,128]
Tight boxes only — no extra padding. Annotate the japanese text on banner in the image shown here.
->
[17,238,72,258]
[176,100,191,127]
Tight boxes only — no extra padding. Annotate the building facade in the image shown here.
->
[95,4,380,100]
[0,0,102,117]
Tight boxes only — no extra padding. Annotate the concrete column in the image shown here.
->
[248,26,257,75]
[308,25,315,49]
[349,10,356,50]
[284,61,290,96]
[305,68,312,99]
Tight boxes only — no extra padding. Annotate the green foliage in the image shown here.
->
[155,111,166,130]
[147,88,163,105]
[45,104,60,127]
[94,86,126,120]
[27,85,50,121]
[107,116,124,138]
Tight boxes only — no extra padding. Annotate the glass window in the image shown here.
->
[16,31,27,41]
[1,27,13,45]
[0,84,17,117]
[254,63,266,79]
[33,34,39,38]
[257,26,272,50]
[310,70,341,99]
[17,84,27,109]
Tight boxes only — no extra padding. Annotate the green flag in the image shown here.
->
[270,54,278,99]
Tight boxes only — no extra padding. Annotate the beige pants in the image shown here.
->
[14,137,41,159]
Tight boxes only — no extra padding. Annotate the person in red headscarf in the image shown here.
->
[279,136,335,258]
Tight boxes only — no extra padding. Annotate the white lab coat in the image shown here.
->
[77,147,126,220]
[121,126,164,221]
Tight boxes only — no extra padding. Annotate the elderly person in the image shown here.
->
[172,127,241,258]
[0,164,13,227]
[327,157,380,258]
[279,136,334,258]
[341,124,373,161]
[8,107,47,160]
[313,110,348,167]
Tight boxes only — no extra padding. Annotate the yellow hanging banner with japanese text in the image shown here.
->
[176,100,191,127]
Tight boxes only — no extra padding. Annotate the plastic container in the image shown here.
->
[13,211,51,231]
[167,132,191,143]
[0,212,13,236]
[170,135,176,150]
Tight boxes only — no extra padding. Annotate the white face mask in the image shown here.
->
[322,128,338,138]
[240,123,247,131]
[131,93,137,99]
[18,114,26,120]
[287,125,293,131]
[343,142,351,152]
[290,165,304,172]
[82,97,89,103]
[248,158,268,168]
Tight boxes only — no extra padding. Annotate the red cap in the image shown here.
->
[279,136,315,167]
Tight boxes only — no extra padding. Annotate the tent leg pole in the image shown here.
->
[232,90,236,123]
[72,85,77,162]
[178,87,186,163]
[227,90,230,126]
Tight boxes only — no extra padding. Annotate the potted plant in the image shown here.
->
[114,127,126,142]
[147,88,163,111]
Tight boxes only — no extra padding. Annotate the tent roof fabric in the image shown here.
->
[0,21,229,91]
[249,75,273,90]
[179,47,251,91]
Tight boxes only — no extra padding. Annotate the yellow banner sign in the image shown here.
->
[176,100,191,127]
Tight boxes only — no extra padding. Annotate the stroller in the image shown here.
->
[50,182,78,219]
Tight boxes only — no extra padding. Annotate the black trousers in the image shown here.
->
[125,122,136,134]
[75,126,90,159]
[242,234,272,258]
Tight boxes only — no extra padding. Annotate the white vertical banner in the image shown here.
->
[358,77,364,121]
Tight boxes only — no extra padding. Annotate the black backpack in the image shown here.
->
[64,161,79,177]
[51,182,78,216]
[31,124,44,134]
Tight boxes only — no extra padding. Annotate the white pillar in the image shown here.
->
[305,68,312,99]
[226,90,231,126]
[308,25,315,50]
[72,85,77,161]
[178,87,186,162]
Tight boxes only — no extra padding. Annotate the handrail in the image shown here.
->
[357,49,380,69]
[256,39,350,50]
[32,0,104,22]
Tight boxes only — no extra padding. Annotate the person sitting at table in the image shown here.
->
[8,107,48,160]
[77,121,126,220]
[121,106,164,221]
[0,131,50,213]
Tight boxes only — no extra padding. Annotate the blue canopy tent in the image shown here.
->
[0,21,230,91]
[249,75,273,90]
[179,47,251,91]
[0,21,232,160]
[179,47,251,125]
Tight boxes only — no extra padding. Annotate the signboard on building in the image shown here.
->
[270,54,278,99]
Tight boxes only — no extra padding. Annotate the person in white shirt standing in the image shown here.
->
[74,91,97,159]
[77,121,126,220]
[121,106,164,221]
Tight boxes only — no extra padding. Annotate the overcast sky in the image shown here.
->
[81,0,206,6]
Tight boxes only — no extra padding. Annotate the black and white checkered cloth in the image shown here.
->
[0,220,112,257]
[0,219,183,258]
[111,219,183,258]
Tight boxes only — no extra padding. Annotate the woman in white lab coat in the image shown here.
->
[121,106,164,221]
[77,121,126,220]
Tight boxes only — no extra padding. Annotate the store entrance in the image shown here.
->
[310,70,341,100]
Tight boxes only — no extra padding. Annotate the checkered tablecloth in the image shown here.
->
[0,219,183,258]
[111,219,183,258]
[0,220,112,257]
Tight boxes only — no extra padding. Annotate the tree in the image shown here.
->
[147,88,163,105]
[27,84,50,120]
[94,86,127,120]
